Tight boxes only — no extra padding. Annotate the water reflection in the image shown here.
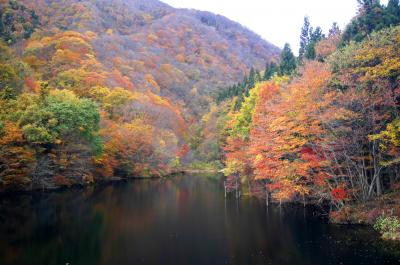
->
[0,175,398,265]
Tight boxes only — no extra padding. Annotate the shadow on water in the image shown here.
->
[0,175,399,265]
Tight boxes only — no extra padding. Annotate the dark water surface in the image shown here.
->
[0,175,399,265]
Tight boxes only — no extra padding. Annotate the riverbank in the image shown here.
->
[328,190,400,241]
[0,166,220,193]
[329,190,400,225]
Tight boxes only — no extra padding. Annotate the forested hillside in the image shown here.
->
[212,0,400,238]
[0,0,279,190]
[13,0,280,116]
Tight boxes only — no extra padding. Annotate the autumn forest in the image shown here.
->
[1,0,400,259]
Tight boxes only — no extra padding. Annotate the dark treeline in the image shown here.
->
[216,45,296,108]
[341,0,400,43]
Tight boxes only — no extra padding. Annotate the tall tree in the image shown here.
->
[279,43,297,76]
[386,0,400,25]
[263,62,278,80]
[305,26,325,60]
[248,67,256,90]
[299,17,326,61]
[329,22,341,37]
[299,17,311,61]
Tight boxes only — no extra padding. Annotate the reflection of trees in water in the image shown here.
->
[0,188,103,265]
[0,176,398,265]
[96,176,225,264]
[222,200,305,264]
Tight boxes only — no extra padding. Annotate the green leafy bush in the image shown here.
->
[17,89,102,154]
[374,215,400,240]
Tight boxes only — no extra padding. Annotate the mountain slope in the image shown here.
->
[0,0,280,189]
[15,0,280,115]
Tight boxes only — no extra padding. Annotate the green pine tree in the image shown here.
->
[386,0,400,25]
[263,62,278,80]
[299,17,311,61]
[279,43,297,76]
[305,26,325,60]
[248,67,256,89]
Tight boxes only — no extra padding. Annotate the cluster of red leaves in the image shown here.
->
[176,144,190,159]
[331,186,347,201]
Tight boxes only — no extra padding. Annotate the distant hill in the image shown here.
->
[14,0,280,115]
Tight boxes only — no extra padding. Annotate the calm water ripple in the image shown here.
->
[0,175,399,265]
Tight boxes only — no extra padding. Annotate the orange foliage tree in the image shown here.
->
[248,62,348,203]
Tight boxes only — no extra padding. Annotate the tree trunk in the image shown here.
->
[376,174,382,196]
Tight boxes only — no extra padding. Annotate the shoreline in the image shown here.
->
[0,168,221,195]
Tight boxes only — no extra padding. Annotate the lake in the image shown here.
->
[0,174,399,265]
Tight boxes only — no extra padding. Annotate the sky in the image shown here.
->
[162,0,389,55]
